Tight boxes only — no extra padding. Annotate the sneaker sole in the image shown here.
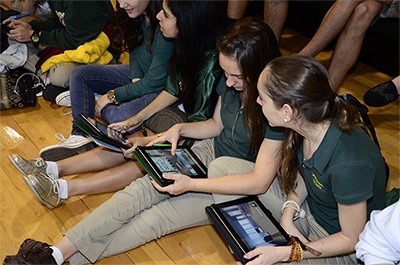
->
[40,142,97,161]
[22,175,56,209]
[8,155,29,175]
[55,93,71,107]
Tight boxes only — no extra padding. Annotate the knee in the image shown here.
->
[208,157,232,178]
[347,2,381,29]
[208,156,254,178]
[49,62,80,88]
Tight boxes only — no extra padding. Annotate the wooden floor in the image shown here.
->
[1,28,399,264]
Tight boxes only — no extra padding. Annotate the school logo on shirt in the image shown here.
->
[55,11,66,27]
[312,173,324,189]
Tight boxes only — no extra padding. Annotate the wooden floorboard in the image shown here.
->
[1,28,399,264]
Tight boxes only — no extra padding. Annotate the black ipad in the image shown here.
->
[206,196,291,264]
[134,145,207,187]
[75,114,130,150]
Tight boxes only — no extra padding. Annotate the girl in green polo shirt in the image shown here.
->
[4,16,285,265]
[246,55,386,264]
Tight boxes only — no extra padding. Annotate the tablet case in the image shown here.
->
[206,196,291,264]
[133,145,207,187]
[73,114,130,151]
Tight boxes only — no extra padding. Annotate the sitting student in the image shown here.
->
[225,55,385,263]
[3,0,116,100]
[38,0,174,161]
[3,16,284,264]
[8,0,230,209]
[1,0,52,70]
[355,199,400,264]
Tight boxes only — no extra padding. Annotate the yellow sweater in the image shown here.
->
[41,32,113,72]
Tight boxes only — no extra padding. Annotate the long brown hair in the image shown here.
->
[259,55,364,195]
[113,0,159,53]
[217,17,281,159]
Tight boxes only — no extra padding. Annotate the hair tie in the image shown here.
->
[328,92,337,107]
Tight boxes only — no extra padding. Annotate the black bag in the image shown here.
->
[142,107,187,135]
[0,67,43,109]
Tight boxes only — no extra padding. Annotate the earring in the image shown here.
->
[284,118,288,123]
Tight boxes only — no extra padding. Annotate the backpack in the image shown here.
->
[0,67,44,109]
[340,93,390,184]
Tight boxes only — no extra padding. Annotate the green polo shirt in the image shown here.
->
[299,123,386,234]
[214,85,285,162]
[114,23,174,102]
[165,50,223,122]
[30,0,114,50]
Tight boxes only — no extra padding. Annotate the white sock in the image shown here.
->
[57,179,68,199]
[50,246,64,265]
[46,161,59,178]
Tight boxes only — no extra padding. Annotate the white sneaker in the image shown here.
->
[55,91,71,107]
[39,134,97,161]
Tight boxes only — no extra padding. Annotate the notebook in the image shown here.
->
[206,196,291,264]
[133,145,207,187]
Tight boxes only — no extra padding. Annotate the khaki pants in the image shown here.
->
[65,140,356,264]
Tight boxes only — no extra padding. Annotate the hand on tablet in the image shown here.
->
[151,173,193,195]
[241,245,289,265]
[122,136,155,158]
[147,125,182,155]
[109,115,143,134]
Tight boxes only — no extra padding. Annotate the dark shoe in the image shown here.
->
[39,134,97,161]
[3,239,56,265]
[43,84,67,103]
[363,80,399,107]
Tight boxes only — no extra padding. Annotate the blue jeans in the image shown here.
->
[69,64,159,135]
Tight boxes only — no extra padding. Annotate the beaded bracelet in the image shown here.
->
[281,200,301,219]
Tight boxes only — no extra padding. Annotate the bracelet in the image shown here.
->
[287,236,322,261]
[287,241,303,262]
[281,200,301,220]
[156,133,163,137]
[107,90,119,104]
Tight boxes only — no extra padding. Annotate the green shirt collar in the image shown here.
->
[301,123,341,174]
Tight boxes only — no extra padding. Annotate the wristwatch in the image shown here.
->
[30,31,40,47]
[107,90,119,104]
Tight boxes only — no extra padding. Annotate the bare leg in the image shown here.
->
[263,0,288,43]
[67,161,145,196]
[57,147,127,176]
[299,0,364,57]
[328,0,382,91]
[227,0,249,19]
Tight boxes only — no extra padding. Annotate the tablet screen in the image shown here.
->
[143,147,207,177]
[219,199,288,250]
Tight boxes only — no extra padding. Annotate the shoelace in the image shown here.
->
[54,133,68,142]
[40,173,61,205]
[34,158,46,168]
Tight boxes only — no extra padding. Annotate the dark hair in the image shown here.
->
[259,55,364,195]
[166,0,229,114]
[113,0,160,52]
[217,16,281,159]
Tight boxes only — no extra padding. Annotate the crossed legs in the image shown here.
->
[299,0,384,91]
